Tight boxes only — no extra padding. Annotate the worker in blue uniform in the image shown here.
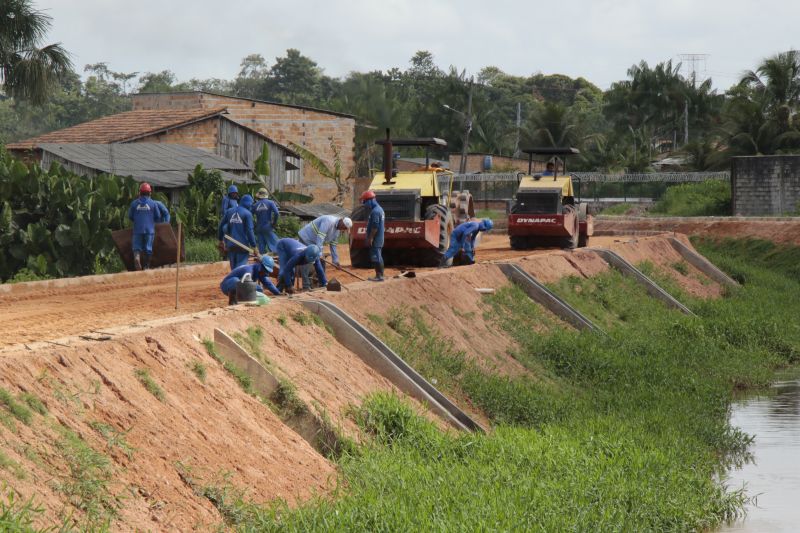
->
[252,188,280,254]
[221,184,239,214]
[218,194,257,269]
[220,255,280,305]
[439,218,494,267]
[297,215,352,289]
[127,182,170,270]
[361,190,385,282]
[275,238,326,293]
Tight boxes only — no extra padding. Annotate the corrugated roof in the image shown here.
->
[40,143,254,188]
[7,108,228,150]
[283,203,350,220]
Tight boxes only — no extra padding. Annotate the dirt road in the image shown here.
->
[0,234,628,348]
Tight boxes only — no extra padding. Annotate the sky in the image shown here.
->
[36,0,800,91]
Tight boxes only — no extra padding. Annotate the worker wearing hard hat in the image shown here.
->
[127,182,170,271]
[252,188,280,254]
[220,255,280,305]
[275,238,327,294]
[361,190,385,282]
[218,194,257,269]
[297,214,352,290]
[439,218,494,268]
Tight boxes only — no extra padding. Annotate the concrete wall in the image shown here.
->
[133,92,356,201]
[732,155,800,216]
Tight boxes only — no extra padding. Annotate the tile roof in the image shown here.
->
[7,108,228,150]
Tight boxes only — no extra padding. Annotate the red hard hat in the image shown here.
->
[139,182,152,194]
[360,190,376,201]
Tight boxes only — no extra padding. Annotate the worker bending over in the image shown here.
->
[298,215,352,289]
[220,255,280,305]
[439,218,494,268]
[253,188,280,253]
[275,238,327,293]
[218,194,257,269]
[127,182,170,271]
[361,190,385,282]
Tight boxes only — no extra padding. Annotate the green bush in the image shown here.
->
[0,149,140,281]
[651,180,731,216]
[184,237,219,264]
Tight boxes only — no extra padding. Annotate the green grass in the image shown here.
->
[599,202,637,215]
[190,360,207,383]
[0,388,33,425]
[230,238,800,532]
[0,489,46,532]
[185,237,220,264]
[232,326,264,361]
[19,393,47,416]
[55,425,118,530]
[650,179,731,216]
[133,369,165,402]
[89,421,136,460]
[0,450,26,480]
[203,339,254,395]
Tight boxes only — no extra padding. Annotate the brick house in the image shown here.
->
[7,107,300,191]
[131,92,357,203]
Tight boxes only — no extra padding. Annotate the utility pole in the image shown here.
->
[459,78,474,174]
[513,102,522,158]
[684,99,689,145]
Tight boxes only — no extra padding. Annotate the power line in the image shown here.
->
[678,54,709,88]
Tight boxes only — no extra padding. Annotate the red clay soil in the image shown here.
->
[595,216,800,246]
[0,300,452,530]
[0,235,728,529]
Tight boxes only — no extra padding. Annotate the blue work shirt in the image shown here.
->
[253,199,280,230]
[220,263,280,296]
[221,195,238,215]
[128,196,170,235]
[218,205,256,251]
[365,200,385,248]
[275,238,327,288]
[452,220,481,243]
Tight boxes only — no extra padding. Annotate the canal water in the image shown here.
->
[722,378,800,532]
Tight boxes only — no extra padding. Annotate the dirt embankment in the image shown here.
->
[0,235,725,529]
[595,216,800,246]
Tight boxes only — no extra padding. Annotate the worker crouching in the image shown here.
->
[439,218,494,268]
[275,238,327,293]
[220,255,280,305]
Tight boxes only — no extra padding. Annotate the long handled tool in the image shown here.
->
[224,234,259,257]
[322,257,368,281]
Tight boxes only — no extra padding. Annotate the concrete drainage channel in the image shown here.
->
[498,263,603,333]
[591,248,695,315]
[301,300,484,433]
[213,328,341,454]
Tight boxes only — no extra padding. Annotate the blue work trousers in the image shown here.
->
[256,227,279,254]
[132,233,155,254]
[369,245,383,265]
[228,250,249,269]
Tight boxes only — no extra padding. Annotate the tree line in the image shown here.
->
[2,2,799,173]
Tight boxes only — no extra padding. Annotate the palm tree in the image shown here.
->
[740,50,800,132]
[289,138,350,206]
[1,0,72,103]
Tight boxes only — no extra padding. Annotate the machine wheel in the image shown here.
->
[566,212,579,250]
[577,203,590,248]
[578,234,589,247]
[449,190,475,225]
[422,204,453,266]
[348,205,371,268]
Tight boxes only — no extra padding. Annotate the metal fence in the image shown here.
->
[439,172,730,205]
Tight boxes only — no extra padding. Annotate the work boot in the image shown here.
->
[438,256,450,269]
[133,252,142,271]
[142,254,151,270]
[228,290,238,305]
[368,262,384,282]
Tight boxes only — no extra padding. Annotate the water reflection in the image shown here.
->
[722,379,800,532]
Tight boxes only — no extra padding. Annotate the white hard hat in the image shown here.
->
[341,217,353,229]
